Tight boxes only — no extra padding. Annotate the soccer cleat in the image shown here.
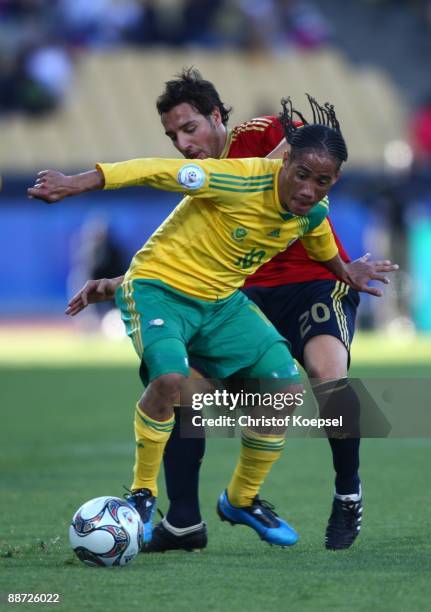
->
[325,495,363,550]
[124,488,157,546]
[143,520,208,553]
[217,490,298,547]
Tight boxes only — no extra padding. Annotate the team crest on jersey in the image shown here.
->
[231,227,248,242]
[177,164,205,190]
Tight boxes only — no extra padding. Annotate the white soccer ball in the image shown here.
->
[69,496,143,567]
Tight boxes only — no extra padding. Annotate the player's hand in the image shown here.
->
[344,253,399,297]
[28,169,104,203]
[27,170,75,203]
[65,276,124,316]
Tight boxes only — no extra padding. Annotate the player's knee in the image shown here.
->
[140,374,186,413]
[306,362,347,380]
[310,353,348,380]
[150,373,185,400]
[304,336,348,381]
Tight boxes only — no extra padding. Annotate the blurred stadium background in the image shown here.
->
[0,0,431,354]
[1,3,431,608]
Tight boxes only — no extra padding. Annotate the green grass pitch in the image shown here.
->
[1,335,431,611]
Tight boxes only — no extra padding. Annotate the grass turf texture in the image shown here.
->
[1,359,431,610]
[1,328,431,366]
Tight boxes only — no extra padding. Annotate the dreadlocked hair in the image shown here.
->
[156,67,232,125]
[279,94,348,165]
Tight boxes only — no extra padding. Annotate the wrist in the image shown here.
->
[68,170,104,195]
[341,263,356,287]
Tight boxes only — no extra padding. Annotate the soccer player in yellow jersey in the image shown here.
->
[28,95,395,549]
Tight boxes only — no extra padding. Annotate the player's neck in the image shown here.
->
[216,125,229,158]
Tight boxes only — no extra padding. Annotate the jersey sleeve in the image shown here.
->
[300,218,339,262]
[97,158,207,193]
[96,157,274,208]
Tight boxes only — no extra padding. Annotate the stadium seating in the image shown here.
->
[0,48,406,171]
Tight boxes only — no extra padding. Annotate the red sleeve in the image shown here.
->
[226,116,285,158]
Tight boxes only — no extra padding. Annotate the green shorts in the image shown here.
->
[116,279,296,383]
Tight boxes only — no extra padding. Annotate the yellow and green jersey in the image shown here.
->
[97,157,338,301]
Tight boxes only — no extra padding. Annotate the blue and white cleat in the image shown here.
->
[124,488,157,547]
[217,490,298,547]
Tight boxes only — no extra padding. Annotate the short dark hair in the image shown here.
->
[156,67,232,125]
[279,94,348,166]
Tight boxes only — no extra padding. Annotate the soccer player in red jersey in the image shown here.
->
[65,69,389,551]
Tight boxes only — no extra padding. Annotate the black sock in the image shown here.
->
[164,407,205,528]
[329,437,361,495]
[313,378,361,496]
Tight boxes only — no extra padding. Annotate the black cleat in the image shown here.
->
[325,496,363,550]
[143,521,208,553]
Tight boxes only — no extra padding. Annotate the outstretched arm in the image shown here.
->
[322,252,399,296]
[27,169,105,203]
[65,276,124,316]
[28,157,266,207]
[300,220,398,296]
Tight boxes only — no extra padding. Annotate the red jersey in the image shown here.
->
[224,116,350,287]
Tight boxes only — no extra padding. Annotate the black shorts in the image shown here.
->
[242,280,360,367]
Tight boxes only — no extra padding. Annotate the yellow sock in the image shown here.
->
[131,403,175,496]
[227,430,285,507]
